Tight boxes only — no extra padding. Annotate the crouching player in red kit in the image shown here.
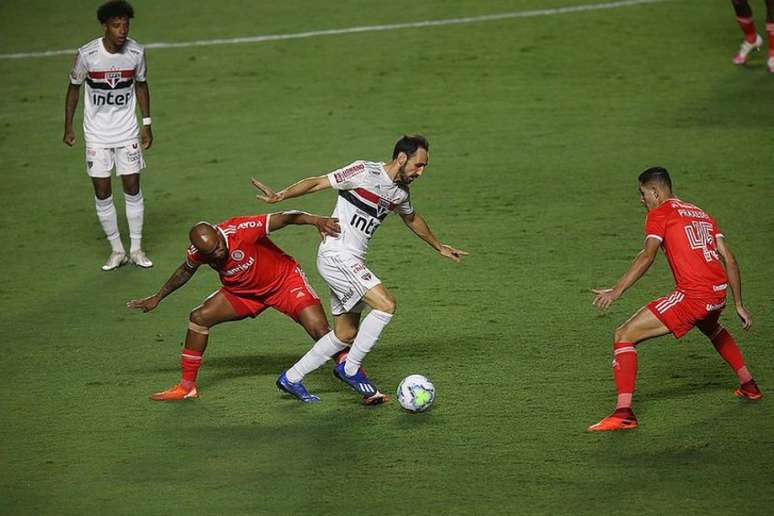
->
[589,167,762,431]
[128,211,340,402]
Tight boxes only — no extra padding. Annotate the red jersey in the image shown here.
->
[186,215,297,296]
[644,199,728,298]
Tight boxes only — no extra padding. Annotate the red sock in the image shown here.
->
[767,23,774,57]
[180,348,203,389]
[711,329,751,383]
[736,16,758,43]
[613,342,638,410]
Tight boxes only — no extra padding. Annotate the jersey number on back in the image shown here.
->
[684,221,719,262]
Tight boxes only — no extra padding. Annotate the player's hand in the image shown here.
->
[63,129,76,146]
[127,294,161,313]
[251,178,284,204]
[736,305,752,330]
[315,216,340,240]
[141,125,153,150]
[592,287,621,311]
[439,244,469,263]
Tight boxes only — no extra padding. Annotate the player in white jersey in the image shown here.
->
[63,1,154,271]
[252,135,468,404]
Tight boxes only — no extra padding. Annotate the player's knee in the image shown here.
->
[614,325,630,343]
[334,327,357,344]
[189,308,210,329]
[379,295,397,314]
[308,323,330,341]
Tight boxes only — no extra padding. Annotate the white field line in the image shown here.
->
[0,0,672,60]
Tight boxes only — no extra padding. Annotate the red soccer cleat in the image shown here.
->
[150,383,199,401]
[587,410,638,432]
[735,380,763,400]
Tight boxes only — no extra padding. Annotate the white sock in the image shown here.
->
[95,196,124,253]
[124,190,144,253]
[286,331,347,383]
[344,310,393,376]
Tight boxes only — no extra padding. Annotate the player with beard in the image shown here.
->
[251,135,468,404]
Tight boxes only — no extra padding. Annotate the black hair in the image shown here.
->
[97,0,134,24]
[392,134,429,159]
[638,166,672,190]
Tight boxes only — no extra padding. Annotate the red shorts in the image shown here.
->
[646,290,726,339]
[220,266,321,321]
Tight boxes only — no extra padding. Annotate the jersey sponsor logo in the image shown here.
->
[224,256,254,276]
[237,220,263,230]
[333,163,364,183]
[350,213,380,236]
[91,90,133,106]
[712,283,727,292]
[231,250,245,261]
[706,300,726,312]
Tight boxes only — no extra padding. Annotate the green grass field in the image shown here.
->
[1,0,773,514]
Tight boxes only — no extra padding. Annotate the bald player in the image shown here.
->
[128,211,339,401]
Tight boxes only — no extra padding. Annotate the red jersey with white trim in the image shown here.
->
[185,215,297,296]
[69,37,146,147]
[644,199,728,298]
[320,160,414,260]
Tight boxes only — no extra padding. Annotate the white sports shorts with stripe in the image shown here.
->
[317,251,381,316]
[85,141,145,178]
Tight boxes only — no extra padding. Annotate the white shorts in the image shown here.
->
[316,252,381,315]
[85,142,145,178]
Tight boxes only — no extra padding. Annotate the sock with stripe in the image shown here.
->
[711,328,752,384]
[612,342,637,414]
[95,196,124,253]
[736,16,758,43]
[286,331,347,383]
[180,348,203,390]
[767,22,774,58]
[344,310,393,377]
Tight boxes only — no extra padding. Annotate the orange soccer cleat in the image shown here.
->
[149,383,199,401]
[363,391,390,406]
[735,380,763,400]
[587,410,638,432]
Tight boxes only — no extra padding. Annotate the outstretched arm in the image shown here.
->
[592,237,661,310]
[269,210,340,239]
[252,175,331,204]
[399,212,469,263]
[127,262,197,312]
[716,236,751,329]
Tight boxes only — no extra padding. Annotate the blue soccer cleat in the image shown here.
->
[333,361,389,403]
[276,371,320,403]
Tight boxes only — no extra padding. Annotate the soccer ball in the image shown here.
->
[397,374,435,412]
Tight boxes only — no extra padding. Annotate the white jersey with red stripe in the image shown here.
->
[69,37,146,147]
[320,160,414,260]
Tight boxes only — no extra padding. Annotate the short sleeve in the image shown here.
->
[185,244,203,269]
[135,50,147,81]
[326,161,368,190]
[644,209,667,242]
[69,51,87,85]
[396,195,414,215]
[234,215,269,243]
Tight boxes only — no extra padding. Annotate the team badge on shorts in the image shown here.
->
[87,161,93,169]
[231,250,244,261]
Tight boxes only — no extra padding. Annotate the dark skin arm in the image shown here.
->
[592,236,662,310]
[135,80,153,150]
[63,83,80,146]
[269,211,340,239]
[127,262,197,312]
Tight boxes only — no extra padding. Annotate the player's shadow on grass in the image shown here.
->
[138,352,303,378]
[640,378,726,401]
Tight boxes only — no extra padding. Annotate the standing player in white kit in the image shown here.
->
[252,135,468,404]
[63,0,154,271]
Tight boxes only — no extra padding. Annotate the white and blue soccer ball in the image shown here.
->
[397,374,435,412]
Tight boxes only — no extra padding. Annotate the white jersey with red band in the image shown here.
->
[69,37,146,147]
[319,160,414,260]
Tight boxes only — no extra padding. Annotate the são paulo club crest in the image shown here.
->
[105,70,122,88]
[230,250,244,261]
[376,198,391,218]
